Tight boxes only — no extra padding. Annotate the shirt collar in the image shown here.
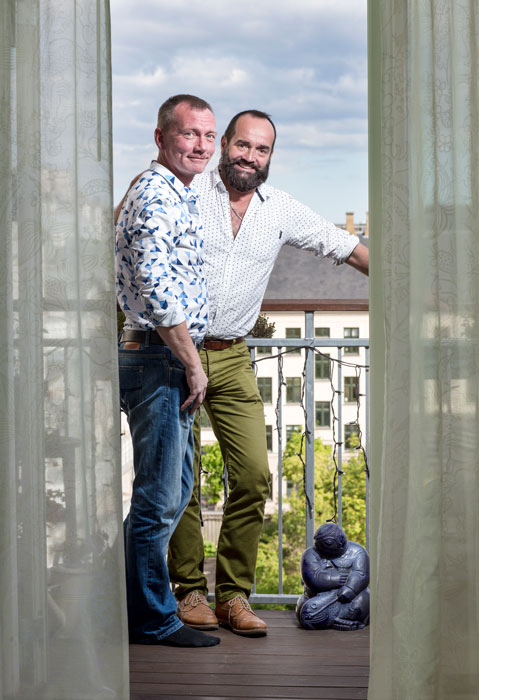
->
[149,160,199,202]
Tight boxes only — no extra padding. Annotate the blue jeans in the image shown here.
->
[119,341,195,642]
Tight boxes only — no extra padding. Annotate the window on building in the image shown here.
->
[344,422,361,448]
[316,401,331,427]
[286,377,301,403]
[286,424,302,442]
[256,345,270,355]
[265,424,273,452]
[344,327,360,355]
[315,327,330,337]
[344,376,360,402]
[315,353,330,379]
[257,376,272,403]
[268,478,273,501]
[286,327,301,354]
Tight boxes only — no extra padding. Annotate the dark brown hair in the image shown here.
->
[223,110,276,150]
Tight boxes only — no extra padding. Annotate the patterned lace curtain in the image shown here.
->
[367,1,478,698]
[0,1,129,698]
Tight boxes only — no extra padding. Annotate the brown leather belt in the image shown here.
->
[203,337,245,351]
[120,329,204,349]
[121,329,165,345]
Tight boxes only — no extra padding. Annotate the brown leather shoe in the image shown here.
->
[177,591,218,630]
[215,595,267,637]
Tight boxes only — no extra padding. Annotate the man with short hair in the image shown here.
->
[116,94,220,647]
[165,110,369,636]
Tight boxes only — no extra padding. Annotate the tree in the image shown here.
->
[255,431,367,596]
[249,312,276,338]
[117,309,125,335]
[199,441,225,508]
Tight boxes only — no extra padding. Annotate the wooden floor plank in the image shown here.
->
[130,684,367,699]
[131,662,370,676]
[130,610,369,700]
[132,697,364,700]
[130,638,370,655]
[131,673,369,688]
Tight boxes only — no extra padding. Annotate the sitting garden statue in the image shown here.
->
[296,522,370,631]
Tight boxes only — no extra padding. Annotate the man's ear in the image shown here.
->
[220,135,227,151]
[154,127,164,150]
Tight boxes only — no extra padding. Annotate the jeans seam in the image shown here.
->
[145,365,171,611]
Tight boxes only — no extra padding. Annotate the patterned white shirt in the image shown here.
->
[192,168,359,339]
[115,161,208,340]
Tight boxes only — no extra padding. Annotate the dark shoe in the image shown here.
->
[215,595,267,637]
[177,590,219,630]
[132,625,220,647]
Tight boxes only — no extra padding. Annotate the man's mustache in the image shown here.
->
[233,157,257,170]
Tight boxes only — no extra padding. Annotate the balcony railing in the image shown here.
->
[241,311,370,605]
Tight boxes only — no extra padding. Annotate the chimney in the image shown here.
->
[345,212,355,235]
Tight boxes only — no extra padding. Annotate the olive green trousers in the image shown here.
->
[167,340,271,603]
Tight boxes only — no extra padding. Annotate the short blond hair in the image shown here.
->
[157,94,214,131]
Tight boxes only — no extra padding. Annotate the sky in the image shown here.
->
[110,0,368,224]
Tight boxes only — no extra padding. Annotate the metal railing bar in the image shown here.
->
[337,346,343,528]
[249,337,368,348]
[276,348,284,594]
[304,311,315,550]
[364,344,370,553]
[208,593,300,605]
[248,593,299,605]
[249,344,257,598]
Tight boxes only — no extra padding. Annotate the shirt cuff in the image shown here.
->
[147,303,186,328]
[335,234,360,265]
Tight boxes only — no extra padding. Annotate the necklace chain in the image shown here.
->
[230,202,244,222]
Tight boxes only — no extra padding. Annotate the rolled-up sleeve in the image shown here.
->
[284,196,359,264]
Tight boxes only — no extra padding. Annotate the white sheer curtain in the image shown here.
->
[367,1,478,698]
[0,1,129,698]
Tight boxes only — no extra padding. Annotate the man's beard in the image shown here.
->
[219,151,270,192]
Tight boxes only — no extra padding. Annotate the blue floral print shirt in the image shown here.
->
[115,161,208,341]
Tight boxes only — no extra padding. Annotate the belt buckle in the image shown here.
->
[195,338,205,351]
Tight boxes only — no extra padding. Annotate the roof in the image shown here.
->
[263,238,369,303]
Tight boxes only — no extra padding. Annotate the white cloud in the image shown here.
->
[225,68,249,86]
[132,66,168,88]
[275,120,368,150]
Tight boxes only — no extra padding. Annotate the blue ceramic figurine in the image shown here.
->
[296,523,370,630]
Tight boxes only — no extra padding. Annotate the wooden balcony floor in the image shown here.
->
[129,609,370,700]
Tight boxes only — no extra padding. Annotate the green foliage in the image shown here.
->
[249,313,276,338]
[255,431,367,596]
[200,442,225,507]
[117,310,126,335]
[203,540,217,558]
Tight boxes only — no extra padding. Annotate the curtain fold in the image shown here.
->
[0,1,129,698]
[368,1,478,698]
